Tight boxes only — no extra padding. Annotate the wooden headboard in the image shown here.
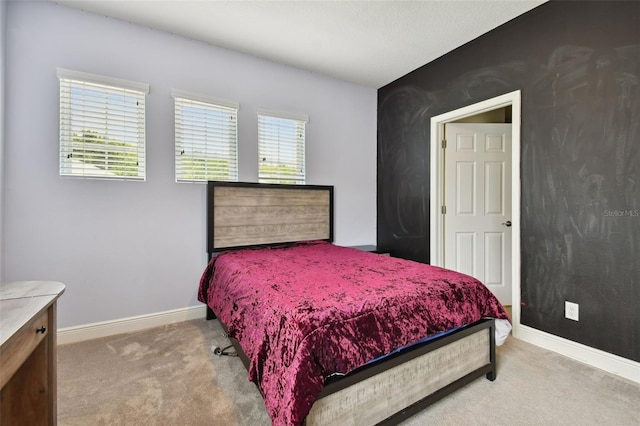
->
[207,181,334,254]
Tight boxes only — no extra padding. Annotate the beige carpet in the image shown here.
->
[58,319,270,426]
[58,319,640,426]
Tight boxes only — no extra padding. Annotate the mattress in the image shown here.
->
[198,241,510,426]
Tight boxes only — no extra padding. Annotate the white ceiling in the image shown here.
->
[52,0,547,88]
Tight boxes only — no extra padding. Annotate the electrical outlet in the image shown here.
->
[565,301,579,321]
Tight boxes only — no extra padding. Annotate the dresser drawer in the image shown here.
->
[0,309,49,389]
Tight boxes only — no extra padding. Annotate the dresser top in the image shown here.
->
[0,281,65,347]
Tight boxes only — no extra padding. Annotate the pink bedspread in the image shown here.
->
[198,241,509,425]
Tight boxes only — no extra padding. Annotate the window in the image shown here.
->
[257,108,308,184]
[58,68,148,180]
[173,89,239,183]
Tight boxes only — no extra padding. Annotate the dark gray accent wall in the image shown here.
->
[377,0,640,362]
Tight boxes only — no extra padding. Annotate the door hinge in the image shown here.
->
[441,205,447,214]
[442,139,447,149]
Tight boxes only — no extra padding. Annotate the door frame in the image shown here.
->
[429,90,521,337]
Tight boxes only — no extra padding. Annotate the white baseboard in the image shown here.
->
[516,324,640,384]
[57,305,208,345]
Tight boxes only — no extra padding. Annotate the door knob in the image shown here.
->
[502,220,512,227]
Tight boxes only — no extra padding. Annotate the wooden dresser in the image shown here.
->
[0,281,65,425]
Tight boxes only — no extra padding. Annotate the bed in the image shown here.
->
[198,181,511,426]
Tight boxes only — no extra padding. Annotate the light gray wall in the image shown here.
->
[3,2,376,328]
[0,0,7,281]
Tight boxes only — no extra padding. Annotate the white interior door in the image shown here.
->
[444,123,512,304]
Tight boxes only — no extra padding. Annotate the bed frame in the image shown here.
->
[204,181,497,425]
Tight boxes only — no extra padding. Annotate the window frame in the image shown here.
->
[172,89,239,183]
[57,68,149,181]
[257,108,308,185]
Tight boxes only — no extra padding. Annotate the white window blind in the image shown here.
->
[257,108,308,184]
[57,68,148,180]
[173,89,239,183]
